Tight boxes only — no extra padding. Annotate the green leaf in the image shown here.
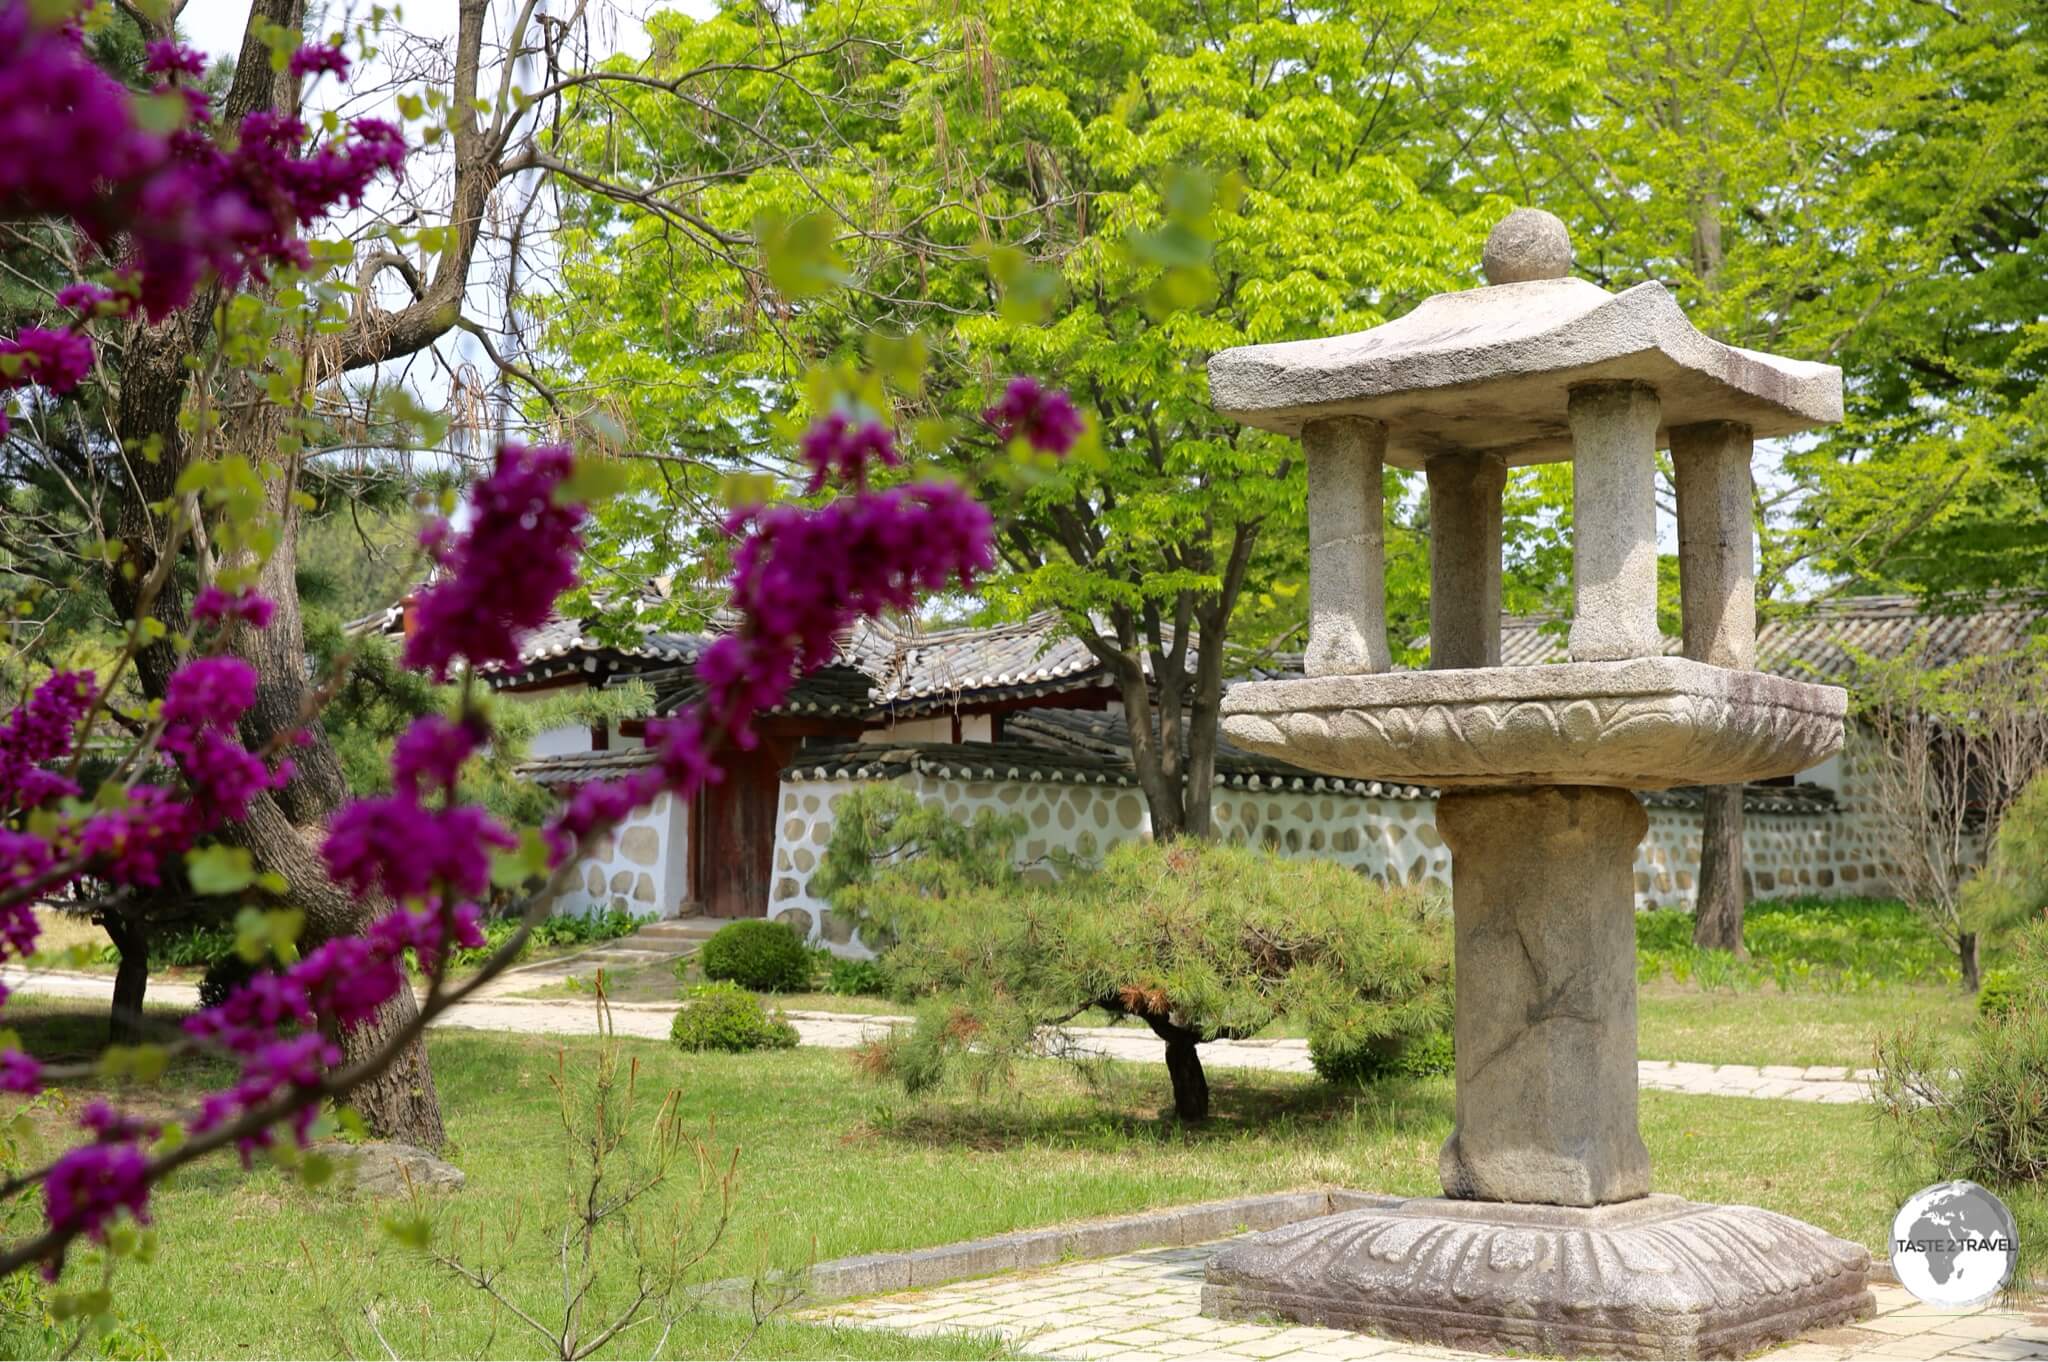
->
[186,845,256,896]
[759,210,849,300]
[553,458,632,508]
[488,828,552,890]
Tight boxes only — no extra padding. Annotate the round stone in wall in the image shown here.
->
[1482,208,1572,285]
[619,825,660,867]
[633,872,654,902]
[821,909,856,945]
[775,907,814,938]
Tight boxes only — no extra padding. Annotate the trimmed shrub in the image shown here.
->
[1310,1027,1454,1085]
[669,982,799,1053]
[698,919,811,993]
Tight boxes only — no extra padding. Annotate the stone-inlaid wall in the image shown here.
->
[763,772,1890,955]
[545,789,689,920]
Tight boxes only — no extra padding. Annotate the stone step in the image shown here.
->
[633,917,723,941]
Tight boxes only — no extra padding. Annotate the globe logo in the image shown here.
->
[1891,1180,2019,1307]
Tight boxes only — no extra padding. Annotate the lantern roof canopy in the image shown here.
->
[1207,210,1842,470]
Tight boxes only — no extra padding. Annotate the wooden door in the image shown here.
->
[695,737,790,918]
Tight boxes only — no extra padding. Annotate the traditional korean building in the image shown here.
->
[362,592,2043,953]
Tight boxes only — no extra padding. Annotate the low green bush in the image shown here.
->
[1979,969,2027,1021]
[443,906,649,972]
[1876,919,2048,1189]
[669,982,799,1053]
[197,954,261,1011]
[698,920,811,993]
[820,952,889,997]
[1309,1027,1454,1085]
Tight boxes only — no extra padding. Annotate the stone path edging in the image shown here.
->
[695,1189,1398,1309]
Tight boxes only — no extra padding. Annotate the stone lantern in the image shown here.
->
[1199,210,1874,1358]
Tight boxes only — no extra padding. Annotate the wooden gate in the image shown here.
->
[692,737,791,918]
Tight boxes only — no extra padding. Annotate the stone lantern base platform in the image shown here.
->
[1200,1194,1873,1360]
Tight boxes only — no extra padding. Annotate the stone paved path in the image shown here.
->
[0,968,1873,1103]
[809,1240,2048,1361]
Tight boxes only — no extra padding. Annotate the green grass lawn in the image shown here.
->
[1635,981,1977,1069]
[3,994,2027,1359]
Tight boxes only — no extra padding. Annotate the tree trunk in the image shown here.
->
[1960,931,1981,993]
[1692,784,1747,955]
[1161,1034,1209,1122]
[336,985,445,1147]
[103,914,150,1046]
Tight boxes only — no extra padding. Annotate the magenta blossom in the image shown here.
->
[142,40,206,79]
[191,585,277,630]
[0,327,92,393]
[287,43,350,80]
[798,413,900,492]
[43,1142,150,1248]
[402,443,585,680]
[983,377,1084,455]
[390,715,479,801]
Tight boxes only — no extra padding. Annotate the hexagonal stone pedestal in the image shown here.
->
[1201,1194,1873,1360]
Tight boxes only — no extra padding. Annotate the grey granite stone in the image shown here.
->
[1673,421,1758,670]
[1482,207,1573,285]
[1568,381,1663,662]
[309,1141,465,1197]
[1425,451,1506,669]
[1218,656,1846,789]
[1302,416,1391,676]
[1202,1194,1873,1359]
[1437,787,1649,1205]
[1206,275,1841,463]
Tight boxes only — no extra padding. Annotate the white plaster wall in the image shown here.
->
[527,723,593,759]
[545,789,690,920]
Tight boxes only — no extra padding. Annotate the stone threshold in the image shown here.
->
[692,1187,2045,1314]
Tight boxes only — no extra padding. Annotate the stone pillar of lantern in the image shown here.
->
[1426,451,1507,669]
[1302,416,1391,677]
[1567,381,1663,662]
[1437,785,1651,1205]
[1672,421,1757,669]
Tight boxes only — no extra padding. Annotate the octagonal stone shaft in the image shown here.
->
[1568,381,1662,663]
[1302,416,1391,677]
[1673,420,1757,670]
[1437,786,1651,1207]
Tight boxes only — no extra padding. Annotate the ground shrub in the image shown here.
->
[699,920,811,992]
[819,952,890,997]
[1310,1027,1454,1085]
[1876,919,2048,1191]
[443,905,648,971]
[197,954,261,1011]
[669,982,799,1052]
[1979,969,2027,1021]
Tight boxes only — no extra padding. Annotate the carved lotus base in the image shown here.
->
[1218,657,1845,789]
[1201,1194,1872,1360]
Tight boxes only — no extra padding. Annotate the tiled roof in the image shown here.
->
[516,747,656,787]
[1496,595,2048,681]
[646,662,875,718]
[846,613,1114,714]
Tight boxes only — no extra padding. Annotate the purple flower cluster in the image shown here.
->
[403,444,586,680]
[191,585,277,631]
[0,0,407,352]
[983,377,1084,455]
[0,670,92,810]
[798,413,899,492]
[287,43,350,81]
[0,327,91,393]
[43,1142,149,1259]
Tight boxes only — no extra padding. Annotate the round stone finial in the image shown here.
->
[1482,208,1572,285]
